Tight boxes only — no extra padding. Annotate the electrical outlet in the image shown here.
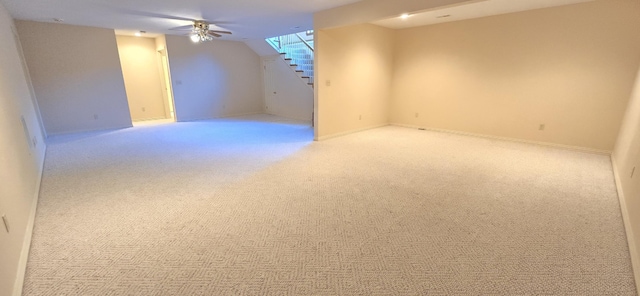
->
[632,167,636,178]
[93,114,99,120]
[142,107,146,112]
[2,215,9,233]
[176,80,183,85]
[415,113,419,118]
[539,124,545,131]
[326,80,331,87]
[359,115,362,120]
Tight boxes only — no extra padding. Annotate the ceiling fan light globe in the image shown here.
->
[190,34,200,43]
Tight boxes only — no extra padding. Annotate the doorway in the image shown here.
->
[263,58,277,115]
[116,34,176,124]
[158,48,176,121]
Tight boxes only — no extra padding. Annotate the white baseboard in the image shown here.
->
[316,123,389,141]
[133,116,171,122]
[214,112,265,119]
[611,156,640,295]
[264,112,313,124]
[390,123,611,155]
[13,150,46,296]
[47,125,133,137]
[178,112,265,122]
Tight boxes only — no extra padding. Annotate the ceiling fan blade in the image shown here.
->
[169,25,194,31]
[204,20,233,25]
[207,33,222,38]
[208,30,232,35]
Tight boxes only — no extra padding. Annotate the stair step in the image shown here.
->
[288,57,313,61]
[274,47,315,90]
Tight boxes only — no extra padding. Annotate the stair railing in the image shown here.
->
[265,31,315,88]
[266,31,314,53]
[294,33,314,52]
[266,37,281,52]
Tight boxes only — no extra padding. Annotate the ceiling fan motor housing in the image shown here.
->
[193,21,210,31]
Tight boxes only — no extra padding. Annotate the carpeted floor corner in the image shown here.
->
[23,114,637,295]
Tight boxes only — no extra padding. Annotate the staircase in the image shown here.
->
[266,31,314,88]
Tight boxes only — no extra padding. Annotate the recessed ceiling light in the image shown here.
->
[436,15,451,19]
[291,26,300,30]
[400,13,410,20]
[53,18,64,23]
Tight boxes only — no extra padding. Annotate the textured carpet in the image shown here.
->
[23,114,636,295]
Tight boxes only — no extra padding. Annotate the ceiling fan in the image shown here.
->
[101,6,234,42]
[171,20,232,43]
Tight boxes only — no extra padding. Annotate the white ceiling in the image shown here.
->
[0,0,363,40]
[373,0,594,29]
[0,0,597,40]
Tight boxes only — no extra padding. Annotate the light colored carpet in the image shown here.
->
[23,114,636,295]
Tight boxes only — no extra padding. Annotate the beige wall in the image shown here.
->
[247,39,314,122]
[116,36,167,121]
[245,39,279,57]
[390,0,640,152]
[613,66,640,290]
[316,24,394,139]
[263,56,314,122]
[0,4,46,296]
[16,21,132,135]
[165,35,263,121]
